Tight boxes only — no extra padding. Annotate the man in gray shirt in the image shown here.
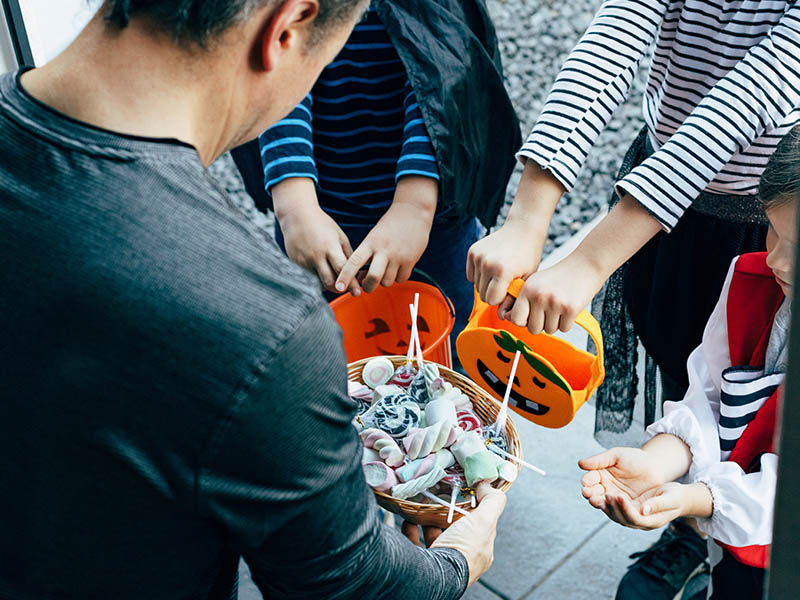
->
[0,1,506,598]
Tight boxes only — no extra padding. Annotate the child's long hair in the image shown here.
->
[760,124,800,209]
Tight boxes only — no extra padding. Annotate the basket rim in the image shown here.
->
[350,355,523,512]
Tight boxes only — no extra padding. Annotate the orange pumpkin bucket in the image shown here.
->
[329,278,456,368]
[456,279,605,428]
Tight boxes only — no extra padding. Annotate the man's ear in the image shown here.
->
[260,0,320,72]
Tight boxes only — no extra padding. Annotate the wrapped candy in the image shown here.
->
[482,428,508,452]
[360,428,404,467]
[390,362,416,388]
[362,357,395,389]
[363,461,399,493]
[391,465,446,500]
[456,409,482,435]
[396,449,455,482]
[368,392,421,439]
[403,421,461,460]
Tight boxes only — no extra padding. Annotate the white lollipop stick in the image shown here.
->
[410,299,424,369]
[494,351,521,436]
[471,493,476,508]
[447,484,459,524]
[422,490,470,516]
[406,301,419,363]
[487,442,546,476]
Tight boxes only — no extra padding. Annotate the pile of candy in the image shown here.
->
[351,355,517,512]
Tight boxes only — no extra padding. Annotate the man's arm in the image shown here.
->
[197,303,473,599]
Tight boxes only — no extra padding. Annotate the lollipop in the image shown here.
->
[456,409,482,435]
[407,370,430,404]
[390,364,416,388]
[370,392,421,439]
[362,357,395,389]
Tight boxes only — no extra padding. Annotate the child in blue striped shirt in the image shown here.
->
[258,1,520,356]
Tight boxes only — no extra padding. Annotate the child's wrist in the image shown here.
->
[680,482,713,519]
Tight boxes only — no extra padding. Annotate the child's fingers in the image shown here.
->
[587,494,607,510]
[508,293,532,330]
[578,449,619,472]
[396,263,413,284]
[485,276,511,307]
[380,262,399,288]
[336,245,373,292]
[466,249,477,283]
[327,246,361,296]
[580,470,601,487]
[641,489,681,516]
[314,258,337,292]
[496,294,515,320]
[582,483,604,499]
[361,253,389,293]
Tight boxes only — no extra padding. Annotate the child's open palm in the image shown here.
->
[578,448,670,511]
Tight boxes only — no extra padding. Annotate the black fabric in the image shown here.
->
[710,550,765,599]
[0,72,468,600]
[230,138,271,214]
[594,128,768,437]
[374,0,521,228]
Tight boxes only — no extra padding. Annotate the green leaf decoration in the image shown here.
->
[493,331,572,396]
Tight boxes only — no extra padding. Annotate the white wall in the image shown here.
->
[0,6,18,73]
[20,0,99,65]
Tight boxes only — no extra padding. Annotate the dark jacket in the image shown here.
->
[233,0,521,229]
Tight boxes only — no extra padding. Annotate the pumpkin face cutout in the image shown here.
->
[329,280,456,367]
[365,316,431,356]
[456,281,605,428]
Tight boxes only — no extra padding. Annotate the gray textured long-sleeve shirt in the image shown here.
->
[0,70,468,600]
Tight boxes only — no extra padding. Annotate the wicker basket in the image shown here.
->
[349,355,523,528]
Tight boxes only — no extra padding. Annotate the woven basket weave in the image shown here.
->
[349,356,523,528]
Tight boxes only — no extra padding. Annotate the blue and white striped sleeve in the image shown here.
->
[258,94,317,192]
[396,80,440,182]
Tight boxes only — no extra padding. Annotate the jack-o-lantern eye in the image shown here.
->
[533,377,546,389]
[496,350,511,363]
[407,317,431,333]
[365,318,391,339]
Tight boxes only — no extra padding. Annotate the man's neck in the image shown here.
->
[20,14,245,165]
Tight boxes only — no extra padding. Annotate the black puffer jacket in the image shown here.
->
[233,0,521,229]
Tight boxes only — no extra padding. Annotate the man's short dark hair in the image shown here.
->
[103,0,360,47]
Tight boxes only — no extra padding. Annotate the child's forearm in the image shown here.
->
[505,161,564,238]
[641,433,695,482]
[393,175,437,223]
[272,177,320,223]
[566,192,663,286]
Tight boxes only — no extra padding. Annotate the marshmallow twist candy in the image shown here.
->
[363,461,399,493]
[371,392,421,439]
[403,420,461,460]
[360,428,405,467]
[396,449,455,482]
[391,465,446,500]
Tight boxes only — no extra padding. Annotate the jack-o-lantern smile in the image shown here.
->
[477,359,551,416]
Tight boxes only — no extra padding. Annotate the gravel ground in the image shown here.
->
[210,0,651,256]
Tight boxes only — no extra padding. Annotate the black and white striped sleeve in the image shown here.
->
[618,4,800,230]
[517,0,667,190]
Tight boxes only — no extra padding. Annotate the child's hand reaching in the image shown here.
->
[272,178,362,295]
[335,175,437,294]
[603,482,713,530]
